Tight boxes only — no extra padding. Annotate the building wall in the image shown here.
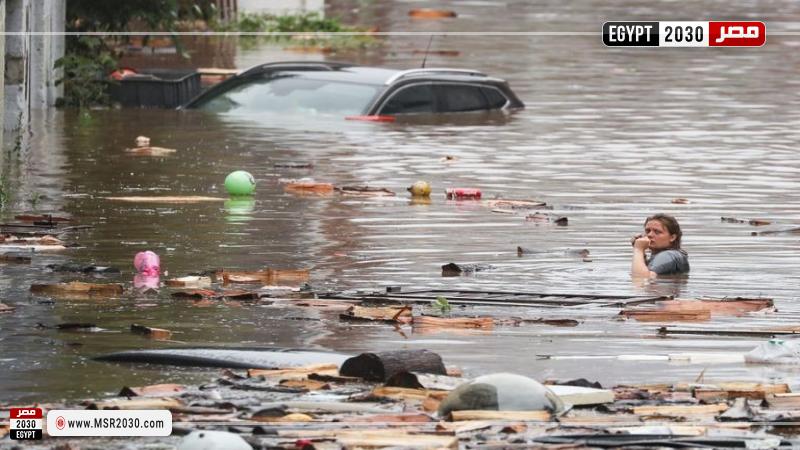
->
[3,0,64,132]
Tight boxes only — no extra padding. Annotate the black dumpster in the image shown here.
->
[108,69,201,109]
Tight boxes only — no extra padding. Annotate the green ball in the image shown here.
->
[224,170,256,196]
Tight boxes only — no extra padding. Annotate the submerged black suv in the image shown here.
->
[182,61,524,117]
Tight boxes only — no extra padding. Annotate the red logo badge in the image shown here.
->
[709,21,765,46]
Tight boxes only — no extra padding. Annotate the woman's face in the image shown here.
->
[644,220,676,250]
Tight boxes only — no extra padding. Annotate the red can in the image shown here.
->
[446,188,482,199]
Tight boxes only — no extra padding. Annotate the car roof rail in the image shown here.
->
[384,68,488,85]
[239,61,355,77]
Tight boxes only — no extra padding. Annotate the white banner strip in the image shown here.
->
[46,410,172,437]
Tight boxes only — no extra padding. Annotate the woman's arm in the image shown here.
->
[631,237,656,278]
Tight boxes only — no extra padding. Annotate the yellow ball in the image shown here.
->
[407,180,432,197]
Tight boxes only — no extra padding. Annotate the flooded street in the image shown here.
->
[3,0,800,403]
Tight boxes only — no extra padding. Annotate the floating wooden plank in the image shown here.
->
[765,393,800,409]
[622,310,711,322]
[409,8,458,19]
[340,305,412,323]
[165,276,212,288]
[248,363,339,379]
[119,383,185,397]
[219,268,309,285]
[0,302,15,313]
[658,327,800,337]
[690,382,788,400]
[30,281,124,297]
[412,316,494,329]
[89,397,185,411]
[336,186,396,197]
[283,181,334,195]
[125,146,176,156]
[335,430,458,449]
[0,253,32,263]
[105,196,225,203]
[623,298,773,321]
[449,410,551,422]
[370,386,449,401]
[279,379,330,390]
[547,385,615,406]
[386,372,464,391]
[632,403,728,417]
[130,324,172,340]
[171,289,217,299]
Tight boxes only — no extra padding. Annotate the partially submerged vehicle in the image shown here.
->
[181,61,524,118]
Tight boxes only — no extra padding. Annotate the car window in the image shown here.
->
[481,87,508,109]
[379,84,436,114]
[196,75,380,115]
[437,84,489,112]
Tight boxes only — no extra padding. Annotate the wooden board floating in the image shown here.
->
[105,196,226,203]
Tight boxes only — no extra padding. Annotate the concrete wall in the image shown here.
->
[0,0,6,145]
[3,0,64,132]
[238,0,324,16]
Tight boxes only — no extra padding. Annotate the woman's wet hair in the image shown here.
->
[645,213,682,249]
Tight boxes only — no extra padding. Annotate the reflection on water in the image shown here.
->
[3,0,800,402]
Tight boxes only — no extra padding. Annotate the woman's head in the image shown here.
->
[643,214,682,250]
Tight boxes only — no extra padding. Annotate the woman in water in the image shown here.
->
[631,213,690,277]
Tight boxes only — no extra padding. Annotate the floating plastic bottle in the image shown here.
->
[446,188,482,200]
[133,251,160,276]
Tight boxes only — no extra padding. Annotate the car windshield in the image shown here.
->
[195,75,381,116]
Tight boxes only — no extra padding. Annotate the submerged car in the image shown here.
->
[181,61,524,117]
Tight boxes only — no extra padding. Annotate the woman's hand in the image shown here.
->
[633,236,651,251]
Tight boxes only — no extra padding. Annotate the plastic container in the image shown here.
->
[446,188,482,200]
[134,251,161,276]
[108,69,201,108]
[744,339,800,364]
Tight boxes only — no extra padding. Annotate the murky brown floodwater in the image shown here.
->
[3,0,800,403]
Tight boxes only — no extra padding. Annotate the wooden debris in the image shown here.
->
[386,371,464,391]
[671,198,690,204]
[340,305,412,323]
[15,214,71,222]
[219,268,309,285]
[691,382,788,400]
[632,402,728,417]
[621,309,711,322]
[165,275,212,288]
[412,49,461,57]
[765,393,800,409]
[89,397,185,411]
[279,379,330,390]
[0,253,31,263]
[409,8,458,19]
[486,199,547,211]
[119,383,185,397]
[105,196,225,203]
[340,349,447,381]
[721,216,773,226]
[548,385,615,406]
[274,412,315,422]
[449,410,551,422]
[125,146,176,156]
[413,315,494,329]
[623,298,773,322]
[130,324,172,340]
[30,281,124,298]
[526,212,568,226]
[347,413,433,423]
[336,430,457,449]
[171,289,217,299]
[283,181,334,195]
[336,186,396,197]
[248,363,339,379]
[0,302,15,313]
[370,386,449,401]
[220,289,260,300]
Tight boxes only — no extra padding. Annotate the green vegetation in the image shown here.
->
[214,12,377,50]
[56,0,179,108]
[432,296,452,315]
